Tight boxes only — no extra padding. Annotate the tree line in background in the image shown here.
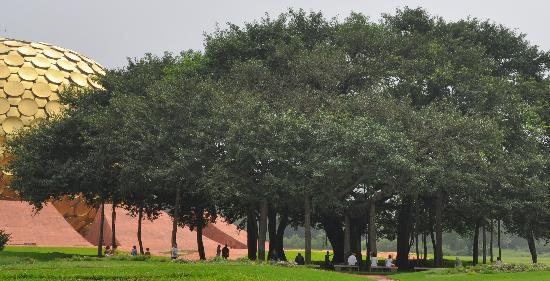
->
[6,8,549,269]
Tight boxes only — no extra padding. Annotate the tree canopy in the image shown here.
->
[6,7,549,266]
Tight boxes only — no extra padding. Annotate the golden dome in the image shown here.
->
[0,37,105,135]
[0,38,105,234]
[0,38,105,202]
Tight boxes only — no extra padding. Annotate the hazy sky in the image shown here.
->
[2,0,548,68]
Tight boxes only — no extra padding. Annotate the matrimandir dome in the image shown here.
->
[0,37,105,234]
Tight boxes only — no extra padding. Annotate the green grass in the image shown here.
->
[286,249,550,265]
[0,246,96,265]
[392,270,550,281]
[0,247,368,281]
[285,250,327,263]
[1,247,549,280]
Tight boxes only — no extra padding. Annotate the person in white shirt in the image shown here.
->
[347,253,358,266]
[370,252,378,267]
[385,255,394,267]
[455,256,462,268]
[171,246,179,260]
[495,257,503,266]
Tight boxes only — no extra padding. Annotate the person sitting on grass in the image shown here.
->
[171,245,179,260]
[495,257,503,266]
[347,253,357,266]
[144,248,151,256]
[131,245,138,256]
[104,246,113,257]
[385,255,395,268]
[370,252,378,267]
[294,253,305,265]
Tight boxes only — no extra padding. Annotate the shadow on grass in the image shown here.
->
[0,250,94,262]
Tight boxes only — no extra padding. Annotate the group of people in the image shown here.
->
[346,252,394,268]
[216,244,230,259]
[104,245,150,257]
[105,244,232,260]
[293,251,395,268]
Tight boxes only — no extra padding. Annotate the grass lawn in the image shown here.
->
[286,249,550,265]
[392,271,550,281]
[0,246,367,281]
[1,247,549,280]
[286,249,327,263]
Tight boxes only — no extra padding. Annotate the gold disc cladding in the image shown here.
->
[4,54,25,66]
[0,37,105,138]
[2,116,23,134]
[18,99,38,116]
[17,46,37,56]
[4,81,25,96]
[76,61,94,74]
[31,82,53,98]
[0,98,10,114]
[70,72,88,87]
[92,64,106,75]
[3,41,24,47]
[30,42,48,50]
[0,44,10,54]
[18,67,38,81]
[57,59,75,71]
[43,48,63,59]
[64,52,81,62]
[45,101,62,116]
[0,66,10,79]
[45,69,64,84]
[31,56,51,69]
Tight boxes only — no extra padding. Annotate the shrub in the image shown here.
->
[204,256,228,263]
[0,229,11,251]
[274,261,297,268]
[434,263,550,275]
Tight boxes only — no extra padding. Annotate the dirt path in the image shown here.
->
[361,275,395,281]
[336,272,396,281]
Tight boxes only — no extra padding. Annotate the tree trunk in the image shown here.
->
[111,202,117,249]
[171,188,181,248]
[490,220,494,263]
[344,214,351,258]
[396,198,413,269]
[137,207,144,254]
[352,219,363,268]
[367,201,377,257]
[267,208,277,259]
[197,217,206,260]
[434,191,443,267]
[275,213,289,261]
[304,196,312,265]
[527,230,537,264]
[246,210,257,260]
[497,220,502,260]
[321,215,344,263]
[422,233,427,261]
[482,224,487,264]
[430,229,436,258]
[473,221,480,265]
[97,202,105,257]
[415,233,419,261]
[258,199,268,261]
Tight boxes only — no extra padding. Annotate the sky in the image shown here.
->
[2,0,548,68]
